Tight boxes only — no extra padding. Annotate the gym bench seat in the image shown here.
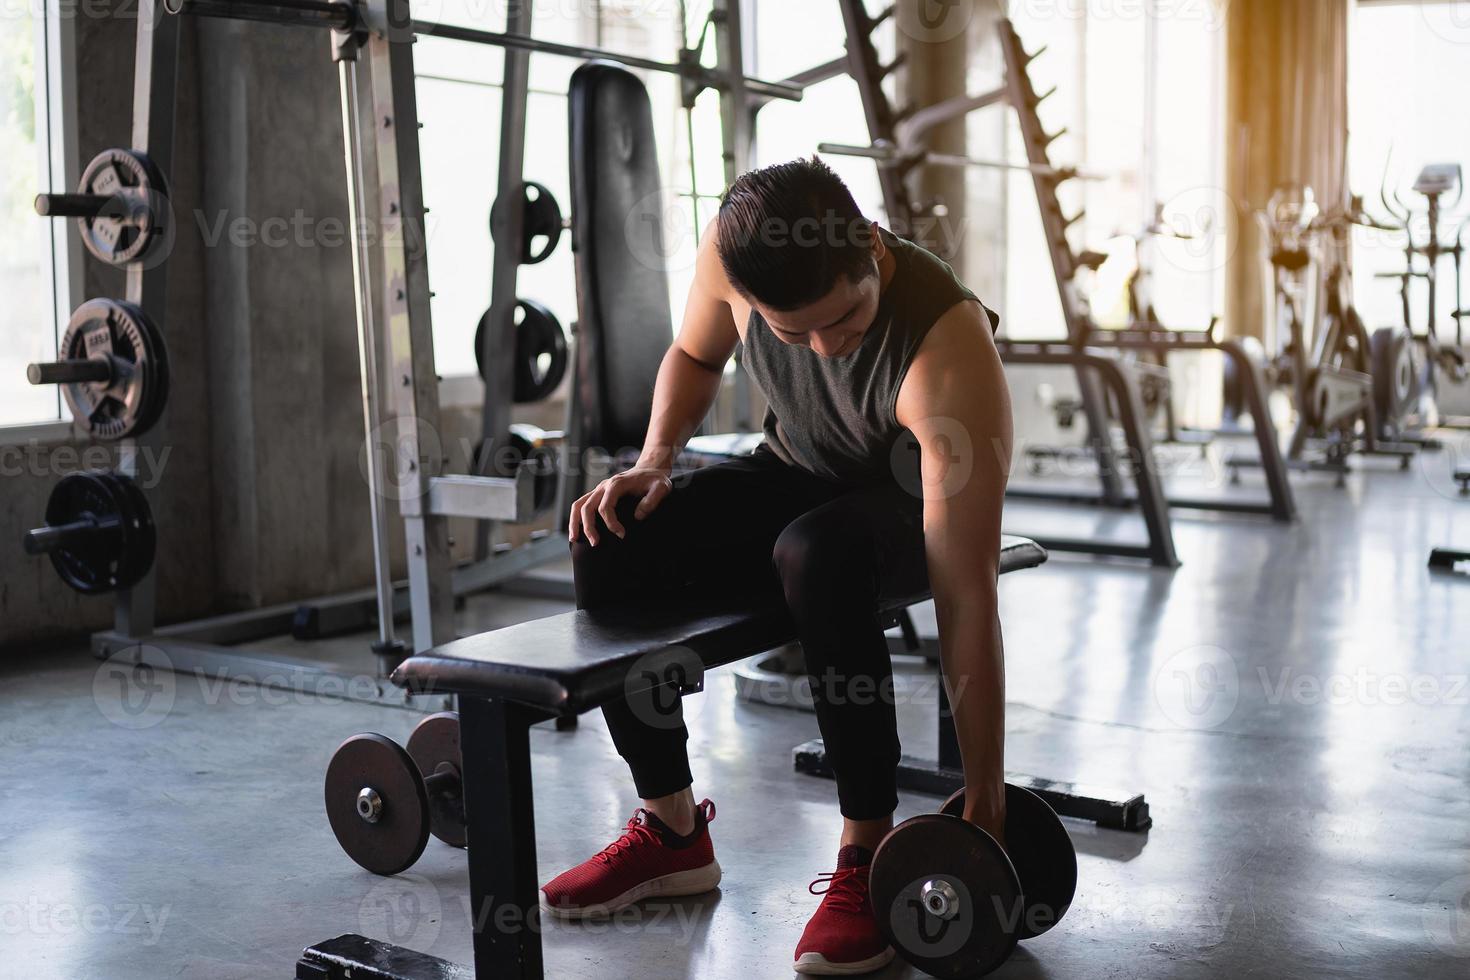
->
[298,536,1117,980]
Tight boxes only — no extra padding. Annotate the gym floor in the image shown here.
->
[3,458,1468,980]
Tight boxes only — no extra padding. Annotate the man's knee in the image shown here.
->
[771,511,873,601]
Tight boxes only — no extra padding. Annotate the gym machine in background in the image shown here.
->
[825,10,1300,566]
[20,0,810,709]
[1376,162,1469,428]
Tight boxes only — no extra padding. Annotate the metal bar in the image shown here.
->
[115,0,179,641]
[33,192,112,217]
[900,86,1008,144]
[792,739,1151,832]
[460,696,547,978]
[475,0,532,563]
[777,55,846,90]
[409,20,802,102]
[338,48,405,662]
[1006,486,1279,517]
[427,473,530,521]
[1000,347,1180,566]
[364,5,456,652]
[1429,548,1470,572]
[92,632,453,712]
[164,0,354,29]
[26,358,112,385]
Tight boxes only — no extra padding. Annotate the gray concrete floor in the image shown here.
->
[3,444,1470,980]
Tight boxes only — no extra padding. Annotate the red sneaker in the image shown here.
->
[539,799,721,919]
[794,845,895,975]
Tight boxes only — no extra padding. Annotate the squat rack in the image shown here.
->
[88,0,810,707]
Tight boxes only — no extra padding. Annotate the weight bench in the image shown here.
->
[297,535,1148,980]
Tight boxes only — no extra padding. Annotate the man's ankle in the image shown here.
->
[645,790,698,836]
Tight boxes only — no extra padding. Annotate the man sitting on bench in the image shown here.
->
[542,158,1013,976]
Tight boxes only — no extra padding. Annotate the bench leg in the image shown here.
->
[460,696,546,979]
[297,696,548,980]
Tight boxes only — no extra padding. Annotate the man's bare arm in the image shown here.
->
[635,221,742,473]
[895,300,1014,841]
[573,220,742,543]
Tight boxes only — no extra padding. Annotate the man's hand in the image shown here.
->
[569,467,674,545]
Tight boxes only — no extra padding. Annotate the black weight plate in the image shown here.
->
[325,733,430,876]
[406,712,466,848]
[871,813,1021,978]
[492,180,563,264]
[94,471,156,591]
[76,148,168,267]
[43,471,127,594]
[473,299,569,404]
[940,788,965,818]
[1002,784,1077,940]
[513,299,568,403]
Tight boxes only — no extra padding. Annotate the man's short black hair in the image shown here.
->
[716,157,876,311]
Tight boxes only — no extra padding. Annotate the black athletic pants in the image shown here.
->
[571,446,929,820]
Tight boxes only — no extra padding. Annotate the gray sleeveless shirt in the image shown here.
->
[740,229,994,485]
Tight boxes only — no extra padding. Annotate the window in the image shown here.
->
[2,3,77,430]
[417,0,691,378]
[987,2,1224,341]
[1348,0,1470,338]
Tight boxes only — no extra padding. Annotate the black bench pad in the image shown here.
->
[393,536,1047,713]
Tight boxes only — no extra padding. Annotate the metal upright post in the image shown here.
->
[335,21,407,672]
[114,0,179,640]
[362,0,456,651]
[475,0,534,560]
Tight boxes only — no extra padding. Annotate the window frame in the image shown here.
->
[2,1,82,445]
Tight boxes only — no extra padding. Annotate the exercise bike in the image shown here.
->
[1234,187,1418,483]
[1375,162,1470,429]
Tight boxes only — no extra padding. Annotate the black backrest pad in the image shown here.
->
[394,537,1048,712]
[568,62,672,452]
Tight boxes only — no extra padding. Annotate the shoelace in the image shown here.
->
[593,800,714,865]
[594,810,662,865]
[809,865,868,914]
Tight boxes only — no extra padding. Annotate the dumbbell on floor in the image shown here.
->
[869,783,1078,978]
[325,712,468,876]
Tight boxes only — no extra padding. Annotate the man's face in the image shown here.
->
[756,234,884,359]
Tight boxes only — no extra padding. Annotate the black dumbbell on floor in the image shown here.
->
[325,712,467,876]
[869,783,1078,978]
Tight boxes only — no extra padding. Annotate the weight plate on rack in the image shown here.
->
[474,298,569,404]
[491,180,563,264]
[406,711,467,848]
[871,813,1022,978]
[57,299,169,440]
[92,471,157,594]
[325,733,430,876]
[76,148,170,267]
[41,471,127,594]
